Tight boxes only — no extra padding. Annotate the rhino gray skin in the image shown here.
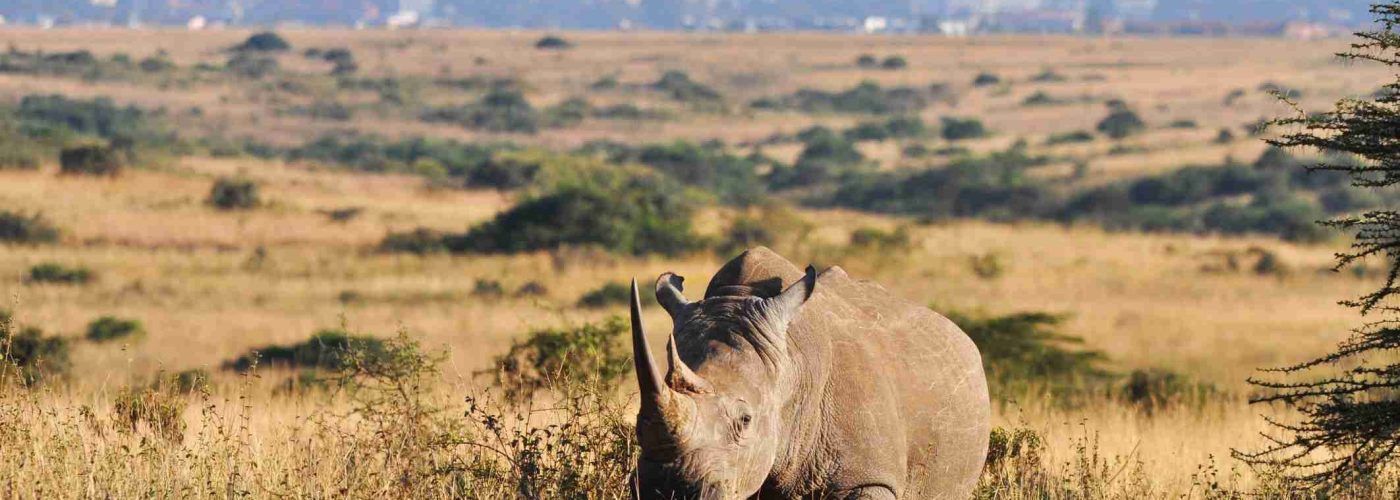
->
[628,247,991,500]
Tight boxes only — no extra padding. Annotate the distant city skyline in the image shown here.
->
[0,0,1378,32]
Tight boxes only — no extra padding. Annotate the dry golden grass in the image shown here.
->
[0,29,1390,497]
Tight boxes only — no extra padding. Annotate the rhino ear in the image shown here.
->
[654,272,691,320]
[763,265,817,328]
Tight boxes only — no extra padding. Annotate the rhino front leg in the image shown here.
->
[834,485,897,500]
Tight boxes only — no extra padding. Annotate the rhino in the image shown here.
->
[628,247,991,499]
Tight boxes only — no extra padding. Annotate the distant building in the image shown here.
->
[863,16,888,33]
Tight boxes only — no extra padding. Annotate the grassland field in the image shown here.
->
[0,28,1394,497]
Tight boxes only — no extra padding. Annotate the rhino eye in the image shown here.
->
[739,414,753,427]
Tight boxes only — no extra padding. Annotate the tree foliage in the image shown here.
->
[1236,4,1400,493]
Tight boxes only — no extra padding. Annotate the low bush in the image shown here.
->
[84,316,144,343]
[223,329,389,372]
[379,228,449,254]
[58,144,121,176]
[577,282,631,309]
[752,80,928,115]
[769,126,867,188]
[207,177,259,210]
[849,226,914,253]
[855,54,879,68]
[950,310,1112,402]
[1,316,71,386]
[27,263,93,285]
[233,32,291,52]
[0,210,60,244]
[880,56,908,70]
[472,279,505,298]
[651,71,724,107]
[1046,130,1094,145]
[1097,106,1146,139]
[1029,68,1067,83]
[534,35,573,50]
[442,175,703,256]
[422,87,540,133]
[479,317,631,403]
[973,72,1002,87]
[940,116,989,141]
[606,140,766,205]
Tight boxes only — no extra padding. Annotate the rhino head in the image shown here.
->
[628,266,818,499]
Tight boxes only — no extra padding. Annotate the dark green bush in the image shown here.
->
[1029,69,1067,83]
[480,317,631,402]
[849,226,913,253]
[223,329,388,372]
[59,144,121,176]
[0,210,60,244]
[1046,130,1095,145]
[856,54,879,68]
[1,322,71,386]
[378,227,449,254]
[535,35,574,50]
[880,56,908,70]
[1097,107,1146,139]
[940,116,988,141]
[615,140,766,205]
[18,94,151,142]
[27,263,93,285]
[770,127,867,188]
[844,116,926,142]
[949,310,1111,401]
[445,175,702,256]
[753,81,927,115]
[207,177,259,210]
[233,32,291,52]
[473,279,505,298]
[225,53,279,78]
[651,71,724,106]
[1021,91,1061,106]
[1215,128,1236,143]
[85,316,144,342]
[577,282,631,309]
[1168,119,1198,129]
[422,87,540,133]
[973,72,1002,87]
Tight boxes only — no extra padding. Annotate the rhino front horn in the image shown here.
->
[631,278,671,418]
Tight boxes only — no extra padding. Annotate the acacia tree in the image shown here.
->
[1235,3,1400,492]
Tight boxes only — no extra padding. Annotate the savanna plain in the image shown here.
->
[0,28,1395,498]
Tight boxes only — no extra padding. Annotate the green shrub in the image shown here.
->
[577,282,631,309]
[1214,127,1236,143]
[446,175,702,256]
[58,144,121,176]
[379,228,449,254]
[473,279,505,298]
[940,116,988,141]
[18,94,152,142]
[716,203,813,257]
[949,310,1111,401]
[207,177,259,210]
[0,210,60,244]
[880,55,908,70]
[856,54,879,68]
[223,329,388,372]
[753,80,928,115]
[480,317,630,402]
[844,116,926,142]
[770,126,867,188]
[85,316,144,342]
[651,71,723,106]
[422,87,540,133]
[1021,91,1060,106]
[849,226,913,253]
[534,35,573,50]
[27,263,93,285]
[973,72,1002,87]
[233,32,291,52]
[616,140,766,205]
[1029,68,1067,83]
[1,323,71,386]
[225,52,279,78]
[1118,368,1218,413]
[1168,119,1198,129]
[1046,130,1094,145]
[1097,107,1146,139]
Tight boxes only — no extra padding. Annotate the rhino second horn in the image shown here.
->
[666,333,713,395]
[655,272,690,319]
